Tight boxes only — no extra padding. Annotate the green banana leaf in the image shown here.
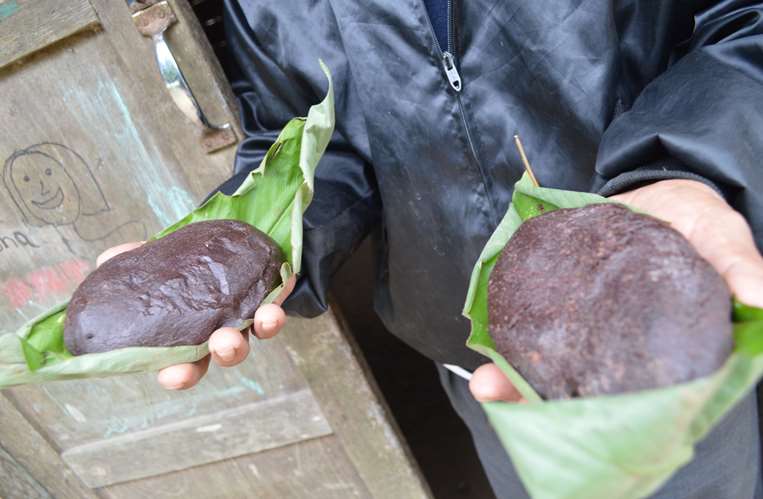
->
[463,173,763,499]
[0,62,335,389]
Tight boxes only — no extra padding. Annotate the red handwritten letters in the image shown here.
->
[3,259,90,308]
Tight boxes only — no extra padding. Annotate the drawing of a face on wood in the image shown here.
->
[5,144,82,225]
[3,142,146,256]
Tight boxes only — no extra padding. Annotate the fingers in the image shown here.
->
[610,180,763,309]
[609,179,725,238]
[469,363,526,403]
[157,355,211,390]
[253,304,286,339]
[685,209,763,308]
[158,328,249,391]
[610,179,723,211]
[96,241,145,267]
[709,227,763,309]
[147,250,293,392]
[249,275,294,339]
[724,259,763,309]
[208,327,250,367]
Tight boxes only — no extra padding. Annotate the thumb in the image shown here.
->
[716,249,763,309]
[469,364,526,403]
[695,211,763,309]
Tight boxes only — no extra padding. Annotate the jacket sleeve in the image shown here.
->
[215,0,381,317]
[594,1,763,242]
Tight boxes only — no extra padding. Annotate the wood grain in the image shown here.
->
[0,394,97,499]
[61,389,332,488]
[0,0,100,69]
[0,444,51,499]
[8,337,303,449]
[282,311,433,498]
[102,436,371,499]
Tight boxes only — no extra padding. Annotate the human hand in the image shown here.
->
[95,241,296,390]
[469,179,763,403]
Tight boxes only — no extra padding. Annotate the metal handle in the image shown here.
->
[132,1,236,153]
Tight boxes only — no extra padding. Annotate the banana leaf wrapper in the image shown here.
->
[0,63,335,388]
[463,173,763,499]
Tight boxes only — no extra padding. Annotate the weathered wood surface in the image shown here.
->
[283,311,434,499]
[8,337,302,448]
[62,389,332,487]
[102,437,371,499]
[0,444,51,499]
[0,394,97,499]
[0,0,100,69]
[8,334,315,486]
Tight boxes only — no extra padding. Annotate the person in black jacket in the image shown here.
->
[102,1,763,497]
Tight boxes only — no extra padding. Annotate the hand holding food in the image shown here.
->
[77,221,296,390]
[470,179,763,402]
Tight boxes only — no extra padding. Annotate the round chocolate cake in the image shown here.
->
[64,220,284,355]
[487,203,732,399]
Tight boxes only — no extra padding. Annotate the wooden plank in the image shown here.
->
[8,336,303,448]
[0,444,51,499]
[0,0,100,69]
[61,389,332,488]
[102,436,370,499]
[282,311,433,498]
[0,394,97,499]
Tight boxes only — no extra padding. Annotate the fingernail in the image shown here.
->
[217,346,236,361]
[261,321,278,331]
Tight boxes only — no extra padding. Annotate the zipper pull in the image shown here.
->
[441,51,462,92]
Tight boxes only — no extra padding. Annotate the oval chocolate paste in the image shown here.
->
[64,220,284,355]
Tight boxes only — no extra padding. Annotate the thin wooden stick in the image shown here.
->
[513,134,539,187]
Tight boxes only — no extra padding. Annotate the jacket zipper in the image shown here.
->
[422,0,499,222]
[429,0,462,92]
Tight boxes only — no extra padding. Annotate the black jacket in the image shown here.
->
[219,0,763,369]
